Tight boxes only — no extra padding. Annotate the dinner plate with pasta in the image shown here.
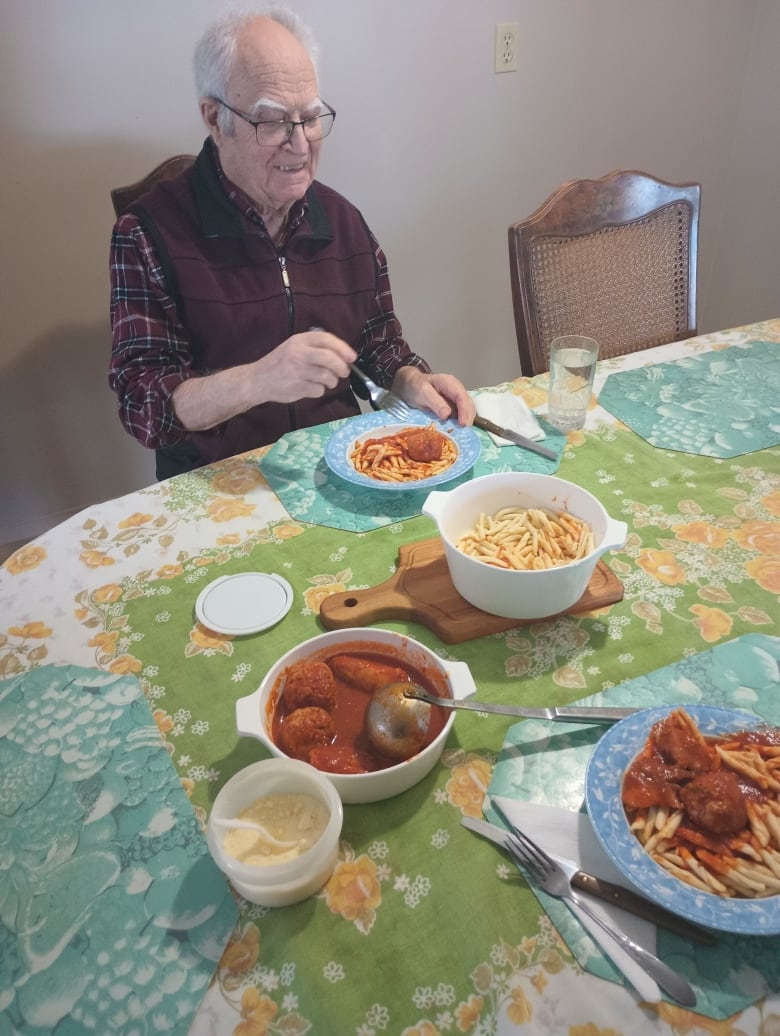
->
[585,704,780,934]
[325,410,481,491]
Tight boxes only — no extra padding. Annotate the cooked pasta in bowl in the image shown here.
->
[422,472,627,619]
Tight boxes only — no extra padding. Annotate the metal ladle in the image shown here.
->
[364,683,433,761]
[365,683,637,760]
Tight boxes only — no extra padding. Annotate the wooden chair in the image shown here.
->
[110,154,195,217]
[508,169,700,375]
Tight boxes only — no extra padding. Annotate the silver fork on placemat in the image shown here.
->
[501,820,696,1006]
[350,364,414,422]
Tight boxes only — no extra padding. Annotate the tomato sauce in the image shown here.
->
[622,710,779,840]
[269,643,451,775]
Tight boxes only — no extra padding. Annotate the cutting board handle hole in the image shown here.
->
[342,597,359,608]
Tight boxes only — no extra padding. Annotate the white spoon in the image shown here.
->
[212,817,299,850]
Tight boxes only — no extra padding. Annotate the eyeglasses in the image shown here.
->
[212,98,336,146]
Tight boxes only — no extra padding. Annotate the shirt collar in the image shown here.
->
[203,137,307,237]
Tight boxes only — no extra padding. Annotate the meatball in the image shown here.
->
[404,427,446,463]
[679,770,748,835]
[280,707,335,762]
[283,661,336,712]
[622,754,686,810]
[653,708,716,773]
[330,654,408,693]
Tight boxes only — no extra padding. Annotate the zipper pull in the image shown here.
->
[279,255,291,290]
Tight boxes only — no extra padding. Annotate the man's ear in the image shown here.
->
[200,97,221,140]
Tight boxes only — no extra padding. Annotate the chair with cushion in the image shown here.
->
[110,154,195,218]
[508,169,700,376]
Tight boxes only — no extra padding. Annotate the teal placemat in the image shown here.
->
[598,341,780,456]
[0,665,239,1036]
[487,633,780,1019]
[259,415,565,531]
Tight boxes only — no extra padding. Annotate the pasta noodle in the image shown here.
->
[350,425,457,483]
[456,506,595,571]
[623,708,780,900]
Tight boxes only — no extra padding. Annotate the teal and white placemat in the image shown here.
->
[0,664,238,1036]
[598,342,780,456]
[260,413,565,532]
[486,633,780,1020]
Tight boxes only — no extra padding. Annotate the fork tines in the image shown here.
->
[505,831,547,881]
[350,363,414,422]
[380,398,413,422]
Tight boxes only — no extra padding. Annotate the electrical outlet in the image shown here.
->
[494,22,519,73]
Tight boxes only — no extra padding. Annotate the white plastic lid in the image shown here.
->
[195,572,293,635]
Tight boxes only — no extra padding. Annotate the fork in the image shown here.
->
[350,364,414,422]
[501,822,696,1006]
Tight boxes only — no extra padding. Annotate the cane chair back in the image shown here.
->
[508,169,700,375]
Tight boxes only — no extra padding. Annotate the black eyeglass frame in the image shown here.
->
[211,97,336,145]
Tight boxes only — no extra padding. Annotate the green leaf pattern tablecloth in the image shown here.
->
[2,324,780,1035]
[35,425,778,1034]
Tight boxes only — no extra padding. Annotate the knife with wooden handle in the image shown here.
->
[473,415,558,460]
[462,816,716,946]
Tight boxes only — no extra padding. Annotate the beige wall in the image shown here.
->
[1,0,777,546]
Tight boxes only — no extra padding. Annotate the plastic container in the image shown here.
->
[207,758,343,907]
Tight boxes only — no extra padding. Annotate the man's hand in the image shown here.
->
[252,329,357,403]
[172,329,356,430]
[391,366,476,425]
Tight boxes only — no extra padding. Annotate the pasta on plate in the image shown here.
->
[349,425,457,483]
[623,708,780,899]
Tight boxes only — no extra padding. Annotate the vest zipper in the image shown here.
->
[278,254,298,431]
[279,254,293,326]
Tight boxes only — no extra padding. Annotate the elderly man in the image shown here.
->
[109,6,475,478]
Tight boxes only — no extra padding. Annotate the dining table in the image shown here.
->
[2,318,779,1036]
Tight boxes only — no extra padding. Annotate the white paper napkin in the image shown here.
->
[491,796,661,1003]
[472,390,546,445]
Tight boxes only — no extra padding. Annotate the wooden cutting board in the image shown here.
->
[319,537,623,644]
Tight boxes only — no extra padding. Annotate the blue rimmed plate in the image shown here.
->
[324,410,481,491]
[585,704,780,935]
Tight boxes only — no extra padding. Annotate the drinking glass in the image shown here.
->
[547,335,599,431]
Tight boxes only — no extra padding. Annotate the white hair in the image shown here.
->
[193,5,320,134]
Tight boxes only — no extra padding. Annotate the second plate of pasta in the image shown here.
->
[585,704,780,935]
[325,410,481,491]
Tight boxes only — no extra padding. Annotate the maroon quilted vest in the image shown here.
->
[131,144,391,463]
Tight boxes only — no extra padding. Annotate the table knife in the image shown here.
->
[473,415,558,460]
[462,816,716,946]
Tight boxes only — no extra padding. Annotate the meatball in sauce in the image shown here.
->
[623,708,772,837]
[271,647,450,775]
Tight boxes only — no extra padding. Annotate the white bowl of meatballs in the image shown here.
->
[235,627,477,803]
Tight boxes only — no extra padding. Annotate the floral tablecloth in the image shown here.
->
[2,319,780,1036]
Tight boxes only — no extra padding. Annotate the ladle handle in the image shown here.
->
[405,689,636,723]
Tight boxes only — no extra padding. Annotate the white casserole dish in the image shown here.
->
[235,627,477,804]
[422,472,627,620]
